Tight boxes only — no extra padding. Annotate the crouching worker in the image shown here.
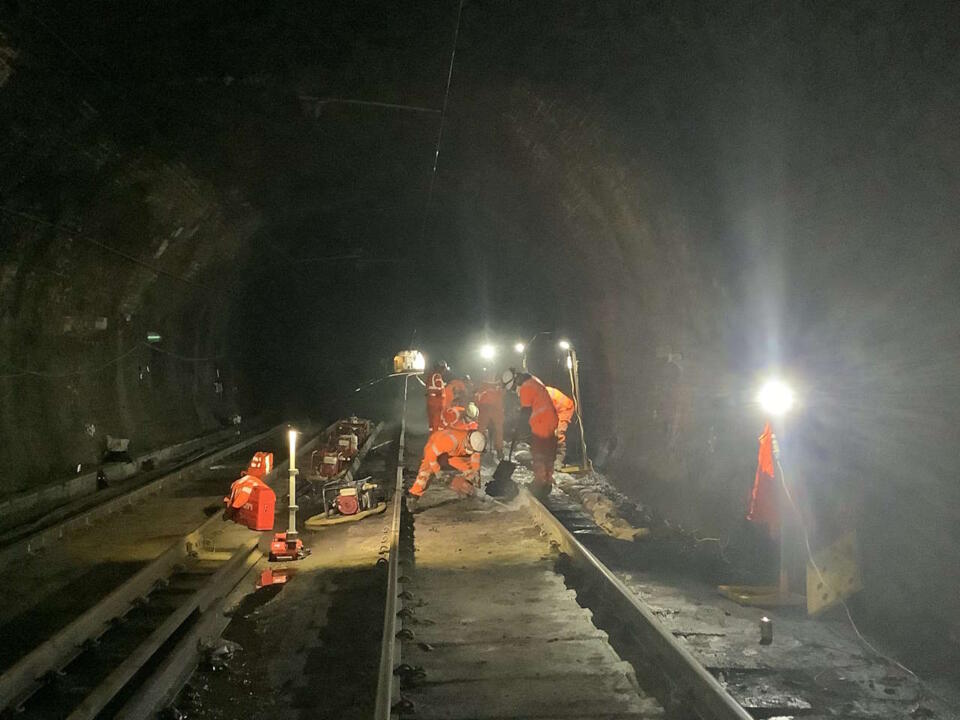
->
[408,427,487,512]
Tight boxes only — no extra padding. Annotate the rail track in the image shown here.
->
[374,464,751,720]
[374,431,944,719]
[0,425,332,720]
[542,491,952,720]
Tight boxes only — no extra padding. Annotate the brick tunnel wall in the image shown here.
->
[0,16,251,491]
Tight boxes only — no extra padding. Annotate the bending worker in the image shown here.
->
[475,380,505,458]
[408,426,487,511]
[441,401,480,431]
[545,386,575,466]
[442,374,471,410]
[502,369,558,499]
[425,361,448,432]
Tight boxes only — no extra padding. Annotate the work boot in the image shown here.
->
[530,482,553,502]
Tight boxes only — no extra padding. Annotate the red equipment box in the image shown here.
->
[224,475,275,531]
[246,451,274,479]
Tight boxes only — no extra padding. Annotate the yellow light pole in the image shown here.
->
[559,340,589,471]
[287,429,299,541]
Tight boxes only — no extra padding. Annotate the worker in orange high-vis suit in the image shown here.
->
[408,427,486,511]
[545,386,575,465]
[475,381,505,458]
[441,402,479,431]
[502,369,558,500]
[442,377,470,411]
[425,361,448,432]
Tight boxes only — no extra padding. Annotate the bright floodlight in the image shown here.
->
[514,342,525,354]
[558,339,571,350]
[412,351,425,371]
[288,428,298,456]
[757,379,795,417]
[480,343,497,360]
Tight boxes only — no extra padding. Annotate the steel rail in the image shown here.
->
[522,491,753,720]
[65,539,260,720]
[113,551,264,720]
[0,423,285,569]
[374,377,408,720]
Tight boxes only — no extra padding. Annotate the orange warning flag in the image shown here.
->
[747,422,778,537]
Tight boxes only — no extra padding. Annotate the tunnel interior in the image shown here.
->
[1,0,959,675]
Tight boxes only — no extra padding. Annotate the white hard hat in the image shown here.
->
[466,430,486,453]
[465,402,479,421]
[500,368,516,388]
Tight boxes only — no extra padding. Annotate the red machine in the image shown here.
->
[336,487,360,515]
[338,417,371,445]
[269,532,309,562]
[245,451,274,479]
[337,432,359,459]
[318,449,341,478]
[223,475,275,531]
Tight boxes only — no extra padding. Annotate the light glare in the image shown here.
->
[757,380,795,417]
[480,344,497,360]
[558,339,571,350]
[514,342,525,354]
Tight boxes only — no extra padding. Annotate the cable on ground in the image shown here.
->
[777,458,921,683]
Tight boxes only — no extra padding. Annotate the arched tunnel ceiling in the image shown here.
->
[2,0,960,664]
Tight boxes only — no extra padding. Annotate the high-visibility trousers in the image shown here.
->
[530,434,557,491]
[478,405,504,454]
[410,454,478,497]
[426,394,444,432]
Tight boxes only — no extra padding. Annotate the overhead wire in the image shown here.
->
[415,0,465,249]
[0,344,142,380]
[140,341,223,362]
[0,206,207,290]
[0,341,221,380]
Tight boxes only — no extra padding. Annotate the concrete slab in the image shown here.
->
[403,638,634,682]
[409,608,610,645]
[404,675,662,719]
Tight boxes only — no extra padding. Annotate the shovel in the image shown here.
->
[487,438,519,499]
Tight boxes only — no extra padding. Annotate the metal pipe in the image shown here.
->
[287,430,298,539]
[568,349,589,468]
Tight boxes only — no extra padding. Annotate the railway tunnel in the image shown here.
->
[1,1,960,718]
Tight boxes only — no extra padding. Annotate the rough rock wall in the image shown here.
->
[442,0,960,659]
